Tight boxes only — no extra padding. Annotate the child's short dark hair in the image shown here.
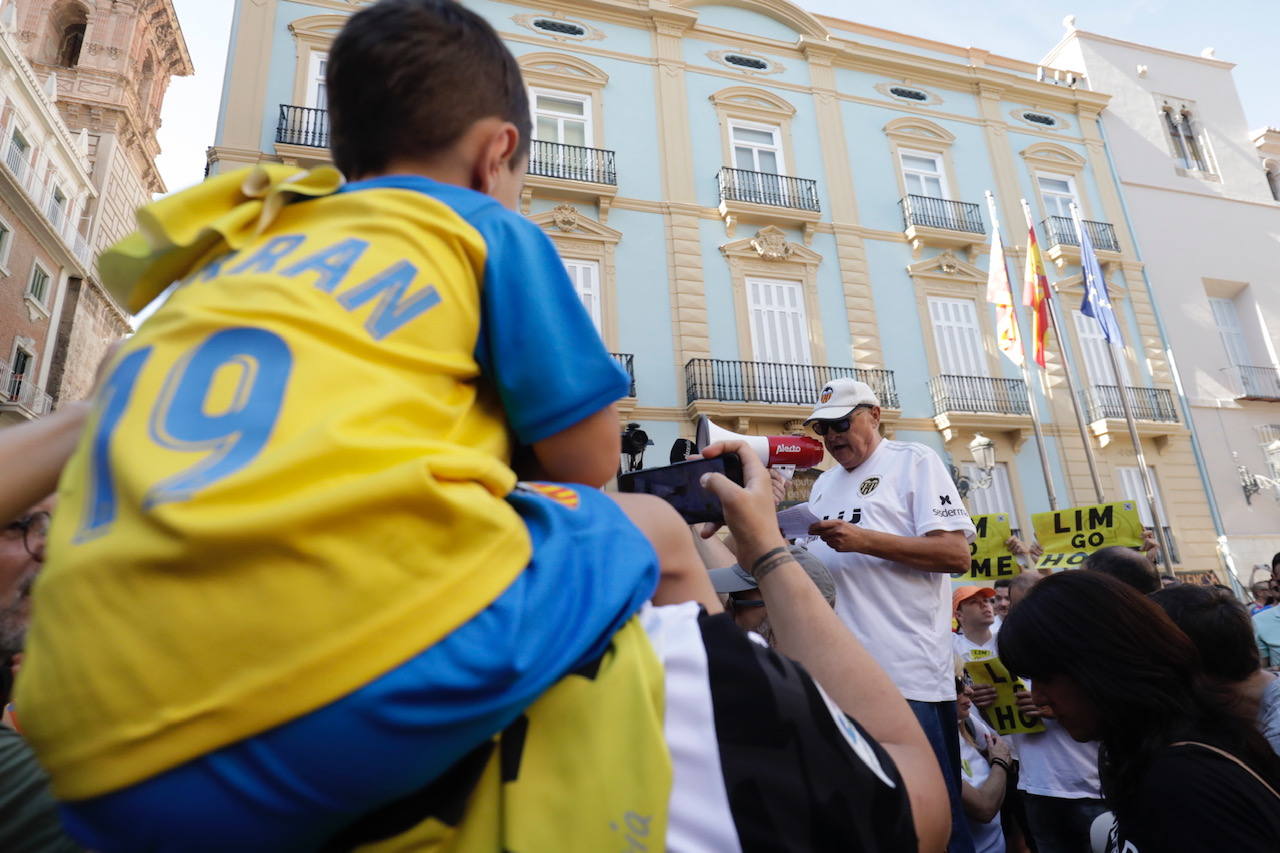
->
[327,0,531,178]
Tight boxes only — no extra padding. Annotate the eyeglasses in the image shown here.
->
[3,511,50,558]
[954,672,975,692]
[810,406,872,436]
[728,595,766,609]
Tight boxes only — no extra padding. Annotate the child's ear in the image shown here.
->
[474,121,521,194]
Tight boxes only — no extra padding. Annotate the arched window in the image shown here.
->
[51,3,88,68]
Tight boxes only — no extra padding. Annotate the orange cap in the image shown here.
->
[952,585,996,613]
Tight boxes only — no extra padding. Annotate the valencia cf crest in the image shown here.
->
[859,477,880,496]
[520,482,581,510]
[819,385,834,403]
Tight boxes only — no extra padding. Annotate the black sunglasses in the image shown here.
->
[955,672,975,692]
[729,595,765,609]
[810,406,872,436]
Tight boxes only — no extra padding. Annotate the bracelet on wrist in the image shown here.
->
[989,757,1011,772]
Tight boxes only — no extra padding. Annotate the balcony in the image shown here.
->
[899,194,985,260]
[523,139,619,221]
[1040,215,1122,271]
[275,104,330,150]
[1081,384,1182,449]
[929,374,1033,447]
[716,167,821,243]
[685,358,898,429]
[930,375,1030,416]
[1083,385,1178,423]
[529,139,615,185]
[610,352,636,398]
[0,138,92,273]
[0,368,52,420]
[1227,365,1280,402]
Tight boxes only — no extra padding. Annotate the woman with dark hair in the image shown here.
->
[998,570,1280,851]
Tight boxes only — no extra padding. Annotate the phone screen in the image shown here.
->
[617,455,744,524]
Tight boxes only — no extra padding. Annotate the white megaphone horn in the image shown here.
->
[694,416,824,476]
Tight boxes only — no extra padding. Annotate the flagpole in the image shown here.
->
[986,192,1057,510]
[1021,199,1106,503]
[1069,203,1175,570]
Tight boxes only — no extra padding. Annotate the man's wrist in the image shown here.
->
[748,546,792,583]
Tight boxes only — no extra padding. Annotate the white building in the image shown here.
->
[1045,21,1280,587]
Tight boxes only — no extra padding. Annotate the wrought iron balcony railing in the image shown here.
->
[900,194,984,234]
[929,375,1030,416]
[1082,385,1179,423]
[276,104,330,149]
[685,359,898,409]
[1228,365,1280,401]
[1042,215,1121,252]
[0,370,52,417]
[610,352,636,397]
[716,167,820,212]
[528,139,616,185]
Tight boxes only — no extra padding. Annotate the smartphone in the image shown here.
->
[617,455,744,525]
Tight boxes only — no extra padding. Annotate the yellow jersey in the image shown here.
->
[18,170,630,799]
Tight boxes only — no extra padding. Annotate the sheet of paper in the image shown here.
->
[776,503,819,539]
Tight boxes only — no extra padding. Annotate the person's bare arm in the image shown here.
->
[0,401,91,523]
[689,524,737,570]
[531,404,621,488]
[807,520,969,573]
[960,734,1010,823]
[701,440,950,852]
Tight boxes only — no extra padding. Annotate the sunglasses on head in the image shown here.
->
[810,406,872,436]
[955,672,975,692]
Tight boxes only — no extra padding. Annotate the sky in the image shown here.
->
[153,0,1279,194]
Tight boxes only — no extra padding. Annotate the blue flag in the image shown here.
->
[1079,224,1123,344]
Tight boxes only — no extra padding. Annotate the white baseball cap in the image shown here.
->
[804,377,880,424]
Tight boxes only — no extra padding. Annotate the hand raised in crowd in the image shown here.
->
[1014,688,1052,720]
[808,518,865,553]
[1140,528,1159,556]
[1005,536,1029,557]
[984,732,1013,766]
[970,684,999,709]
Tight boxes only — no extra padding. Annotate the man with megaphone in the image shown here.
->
[799,377,978,853]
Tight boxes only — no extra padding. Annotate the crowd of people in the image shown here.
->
[2,1,1280,851]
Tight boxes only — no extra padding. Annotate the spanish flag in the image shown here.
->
[1022,212,1052,368]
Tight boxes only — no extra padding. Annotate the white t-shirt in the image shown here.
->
[805,439,975,702]
[959,712,1006,853]
[953,631,997,660]
[1013,680,1102,800]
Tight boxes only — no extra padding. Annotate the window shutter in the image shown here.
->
[747,278,809,365]
[1116,466,1168,528]
[965,462,1019,533]
[929,297,986,376]
[1208,297,1250,367]
[1072,309,1129,386]
[563,259,602,334]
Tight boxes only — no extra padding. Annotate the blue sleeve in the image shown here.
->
[469,207,630,445]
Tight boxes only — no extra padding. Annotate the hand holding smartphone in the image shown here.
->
[617,455,745,524]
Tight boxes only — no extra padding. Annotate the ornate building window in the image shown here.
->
[1158,97,1215,175]
[52,2,88,68]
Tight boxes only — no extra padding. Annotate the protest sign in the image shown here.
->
[1031,501,1143,571]
[956,513,1018,581]
[964,649,1045,735]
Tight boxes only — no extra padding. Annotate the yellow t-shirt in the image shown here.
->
[17,171,630,799]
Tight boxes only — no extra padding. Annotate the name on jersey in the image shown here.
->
[185,234,442,341]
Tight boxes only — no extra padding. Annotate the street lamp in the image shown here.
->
[1237,443,1280,505]
[951,433,996,499]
